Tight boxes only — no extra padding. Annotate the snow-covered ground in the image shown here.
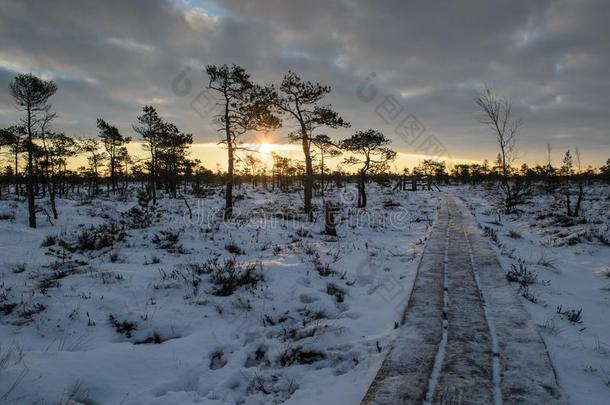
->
[452,183,610,405]
[0,184,438,404]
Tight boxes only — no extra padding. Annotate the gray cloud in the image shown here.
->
[0,0,608,166]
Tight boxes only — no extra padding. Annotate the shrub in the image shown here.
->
[12,264,26,274]
[556,305,583,323]
[278,346,326,366]
[224,243,243,255]
[152,231,184,253]
[0,212,15,220]
[121,191,153,229]
[209,260,263,296]
[507,229,522,239]
[108,314,137,338]
[326,282,346,303]
[483,226,498,243]
[41,235,56,247]
[59,222,126,253]
[506,260,537,287]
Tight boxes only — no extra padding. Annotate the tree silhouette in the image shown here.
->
[311,134,341,196]
[9,73,57,228]
[133,105,163,204]
[79,138,106,196]
[271,71,349,220]
[475,86,521,212]
[206,64,279,219]
[0,125,26,196]
[157,122,192,197]
[341,129,396,207]
[97,118,130,194]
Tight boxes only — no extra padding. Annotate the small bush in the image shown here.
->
[120,192,153,229]
[209,260,263,296]
[108,314,137,338]
[507,229,522,239]
[145,255,161,265]
[506,260,537,287]
[520,286,538,303]
[0,212,15,220]
[225,243,243,255]
[316,263,335,277]
[41,235,57,247]
[278,346,326,366]
[209,349,227,370]
[326,282,346,303]
[12,264,26,274]
[484,226,498,243]
[18,302,47,320]
[133,332,163,345]
[303,244,316,255]
[152,231,185,253]
[296,228,311,238]
[556,305,583,323]
[59,222,126,253]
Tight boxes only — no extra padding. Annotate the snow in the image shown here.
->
[452,183,610,405]
[1,181,608,404]
[0,184,437,404]
[365,194,564,404]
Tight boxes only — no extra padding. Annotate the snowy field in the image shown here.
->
[453,183,610,405]
[0,184,438,404]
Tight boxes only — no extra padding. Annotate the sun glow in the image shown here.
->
[259,141,273,154]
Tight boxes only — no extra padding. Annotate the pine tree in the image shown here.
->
[97,118,130,193]
[271,71,349,220]
[206,64,279,219]
[341,130,396,208]
[9,73,58,228]
[133,106,163,204]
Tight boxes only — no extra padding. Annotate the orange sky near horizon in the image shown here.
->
[59,141,483,174]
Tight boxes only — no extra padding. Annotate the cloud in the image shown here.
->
[0,0,607,165]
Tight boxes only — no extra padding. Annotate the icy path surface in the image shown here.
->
[362,195,566,405]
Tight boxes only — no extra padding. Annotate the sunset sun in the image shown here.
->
[259,141,273,154]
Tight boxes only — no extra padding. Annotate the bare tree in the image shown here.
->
[9,73,58,228]
[475,86,521,212]
[272,71,349,220]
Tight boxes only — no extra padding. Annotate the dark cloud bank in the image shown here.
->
[0,0,608,165]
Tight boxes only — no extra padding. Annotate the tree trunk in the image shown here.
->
[14,151,19,196]
[358,172,367,208]
[320,149,325,197]
[111,159,116,193]
[223,94,233,220]
[50,176,58,220]
[150,148,157,204]
[302,136,313,221]
[26,105,36,228]
[574,180,583,217]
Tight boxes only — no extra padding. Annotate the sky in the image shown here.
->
[0,0,608,170]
